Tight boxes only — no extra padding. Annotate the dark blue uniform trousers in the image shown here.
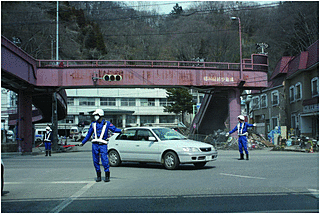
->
[44,142,51,150]
[92,143,109,172]
[238,136,248,154]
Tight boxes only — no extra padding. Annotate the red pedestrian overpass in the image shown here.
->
[1,35,268,153]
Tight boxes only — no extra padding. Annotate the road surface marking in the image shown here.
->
[5,181,92,184]
[308,189,319,199]
[220,173,266,180]
[49,181,95,213]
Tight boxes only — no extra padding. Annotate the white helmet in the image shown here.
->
[237,115,245,121]
[46,126,51,131]
[93,109,104,117]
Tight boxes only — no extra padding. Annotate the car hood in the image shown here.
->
[163,139,213,148]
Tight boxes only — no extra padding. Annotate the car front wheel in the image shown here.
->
[109,150,121,167]
[163,151,179,170]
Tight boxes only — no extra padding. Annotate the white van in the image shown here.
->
[81,126,90,139]
[6,130,14,141]
[35,129,46,142]
[70,127,79,139]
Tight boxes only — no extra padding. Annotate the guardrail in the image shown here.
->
[37,56,268,72]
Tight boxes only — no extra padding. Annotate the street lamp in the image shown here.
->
[231,16,243,81]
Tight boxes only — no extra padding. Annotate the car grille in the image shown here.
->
[200,147,211,152]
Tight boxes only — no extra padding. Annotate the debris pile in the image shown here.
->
[203,129,228,147]
[250,132,274,148]
[203,129,274,150]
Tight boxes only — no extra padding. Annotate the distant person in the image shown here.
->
[43,126,53,156]
[79,109,121,182]
[226,115,256,160]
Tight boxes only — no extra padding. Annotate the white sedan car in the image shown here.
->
[108,127,218,170]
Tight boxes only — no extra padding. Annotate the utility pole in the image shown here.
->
[51,1,59,151]
[52,92,58,152]
[56,1,59,63]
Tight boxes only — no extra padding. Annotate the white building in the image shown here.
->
[1,89,17,130]
[58,88,178,129]
[2,87,204,135]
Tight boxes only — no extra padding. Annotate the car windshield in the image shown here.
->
[152,128,187,141]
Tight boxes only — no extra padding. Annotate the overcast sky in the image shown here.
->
[125,1,278,14]
[125,1,194,14]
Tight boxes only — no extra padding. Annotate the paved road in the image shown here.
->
[1,148,319,213]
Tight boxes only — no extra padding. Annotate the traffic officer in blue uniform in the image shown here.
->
[226,115,256,160]
[43,126,53,156]
[79,109,121,182]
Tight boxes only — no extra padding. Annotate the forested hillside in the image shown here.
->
[1,1,318,75]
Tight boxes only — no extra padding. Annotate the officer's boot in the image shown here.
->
[246,153,249,160]
[49,150,51,156]
[104,171,110,182]
[238,153,244,160]
[96,171,102,182]
[45,151,48,156]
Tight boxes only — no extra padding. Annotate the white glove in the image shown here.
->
[253,123,256,127]
[225,133,229,137]
[78,143,83,147]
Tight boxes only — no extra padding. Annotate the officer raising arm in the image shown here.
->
[79,109,121,182]
[226,115,256,160]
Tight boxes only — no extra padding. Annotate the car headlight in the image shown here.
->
[182,147,201,152]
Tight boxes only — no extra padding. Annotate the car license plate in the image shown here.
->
[206,155,212,161]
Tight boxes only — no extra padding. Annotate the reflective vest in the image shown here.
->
[92,122,109,144]
[237,122,248,136]
[44,132,51,142]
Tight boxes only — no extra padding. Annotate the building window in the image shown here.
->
[140,115,155,124]
[311,77,319,97]
[160,98,167,106]
[271,90,279,106]
[291,115,295,129]
[160,98,173,106]
[140,98,155,106]
[261,94,267,108]
[79,98,95,106]
[67,98,74,106]
[100,98,116,106]
[65,115,74,124]
[121,98,135,106]
[295,82,302,101]
[272,117,278,130]
[126,115,137,124]
[289,85,295,103]
[159,115,176,123]
[252,96,260,110]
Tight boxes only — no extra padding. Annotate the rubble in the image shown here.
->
[203,129,273,150]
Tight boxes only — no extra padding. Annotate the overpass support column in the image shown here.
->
[17,90,33,153]
[228,88,241,132]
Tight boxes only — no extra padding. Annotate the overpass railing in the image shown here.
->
[37,54,268,72]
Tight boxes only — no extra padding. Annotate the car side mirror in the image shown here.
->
[148,137,156,141]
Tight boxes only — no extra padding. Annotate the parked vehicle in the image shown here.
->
[81,126,90,139]
[34,129,46,143]
[108,127,218,170]
[6,130,14,141]
[70,127,79,139]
